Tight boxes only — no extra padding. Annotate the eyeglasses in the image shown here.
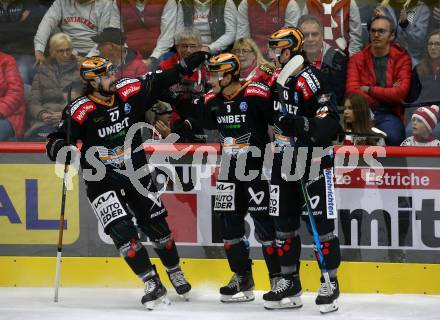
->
[56,48,73,54]
[302,32,320,38]
[231,48,254,55]
[177,44,199,50]
[428,41,440,48]
[369,28,390,36]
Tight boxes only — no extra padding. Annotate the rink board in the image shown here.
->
[1,145,440,294]
[1,257,440,294]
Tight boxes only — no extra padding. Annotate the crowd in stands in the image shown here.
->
[0,0,439,147]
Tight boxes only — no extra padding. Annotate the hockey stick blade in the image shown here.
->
[276,55,304,88]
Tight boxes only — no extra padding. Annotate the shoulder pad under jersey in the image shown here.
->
[115,77,142,102]
[204,90,218,104]
[244,82,270,99]
[295,68,321,101]
[69,96,96,124]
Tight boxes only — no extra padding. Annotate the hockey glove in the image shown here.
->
[179,51,210,76]
[46,137,68,162]
[279,115,309,138]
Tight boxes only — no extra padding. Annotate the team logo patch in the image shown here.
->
[91,191,128,229]
[214,182,235,211]
[240,102,248,112]
[124,103,132,114]
[269,185,280,216]
[117,81,142,102]
[204,91,217,104]
[71,101,96,124]
[293,92,299,104]
[324,168,337,219]
[244,83,270,99]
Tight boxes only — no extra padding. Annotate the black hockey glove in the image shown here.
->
[46,137,68,162]
[279,114,309,138]
[179,51,210,76]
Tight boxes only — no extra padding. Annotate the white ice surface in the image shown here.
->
[0,287,438,320]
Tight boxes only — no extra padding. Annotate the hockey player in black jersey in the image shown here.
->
[187,53,281,303]
[262,27,342,313]
[45,53,207,309]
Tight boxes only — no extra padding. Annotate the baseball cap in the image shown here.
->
[92,27,127,45]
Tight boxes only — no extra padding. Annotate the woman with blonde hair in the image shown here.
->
[26,32,80,140]
[374,0,430,65]
[342,94,386,145]
[231,37,274,83]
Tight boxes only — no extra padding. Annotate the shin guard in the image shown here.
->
[275,232,301,275]
[224,239,251,275]
[152,235,180,269]
[119,239,153,278]
[262,241,281,277]
[314,234,341,272]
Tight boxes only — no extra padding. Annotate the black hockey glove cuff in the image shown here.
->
[46,137,68,162]
[279,115,309,138]
[179,51,210,76]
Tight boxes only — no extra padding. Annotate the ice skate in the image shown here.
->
[263,274,302,310]
[167,266,191,301]
[220,271,255,303]
[315,277,339,314]
[141,268,170,310]
[269,274,282,291]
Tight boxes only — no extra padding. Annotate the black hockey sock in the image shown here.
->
[119,239,153,278]
[153,238,180,269]
[262,243,281,277]
[314,235,341,271]
[275,233,301,275]
[224,240,251,275]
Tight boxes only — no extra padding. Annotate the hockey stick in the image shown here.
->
[275,56,334,297]
[54,86,72,303]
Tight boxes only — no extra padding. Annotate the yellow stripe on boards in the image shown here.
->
[0,257,439,294]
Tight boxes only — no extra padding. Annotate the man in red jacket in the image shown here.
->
[93,28,147,78]
[346,15,412,145]
[0,51,25,140]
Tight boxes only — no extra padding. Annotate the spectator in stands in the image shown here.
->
[303,0,363,56]
[405,29,440,139]
[231,38,274,82]
[110,0,177,71]
[176,0,237,53]
[432,2,440,24]
[0,51,25,140]
[25,33,80,141]
[92,27,147,78]
[145,100,204,142]
[375,0,431,65]
[401,104,440,145]
[346,15,412,145]
[236,0,300,56]
[341,93,386,145]
[0,0,50,86]
[298,14,348,105]
[159,28,208,143]
[34,0,113,65]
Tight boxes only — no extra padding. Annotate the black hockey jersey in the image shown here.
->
[48,68,181,172]
[202,81,273,153]
[271,64,340,149]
